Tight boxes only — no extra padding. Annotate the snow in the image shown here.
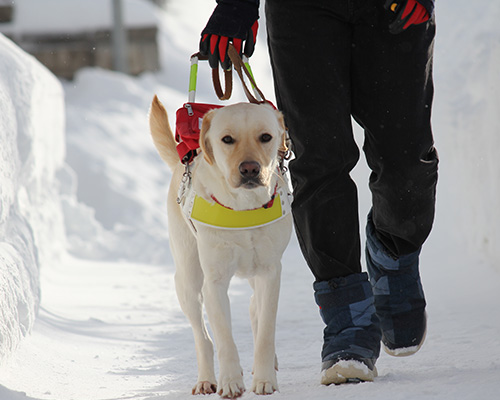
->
[1,0,500,399]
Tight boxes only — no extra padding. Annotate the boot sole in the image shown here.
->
[321,359,377,385]
[383,320,427,357]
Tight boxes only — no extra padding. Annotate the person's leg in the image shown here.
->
[351,8,438,258]
[366,212,427,356]
[351,6,437,355]
[266,0,381,383]
[266,0,361,282]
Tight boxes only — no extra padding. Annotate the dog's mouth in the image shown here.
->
[239,177,264,189]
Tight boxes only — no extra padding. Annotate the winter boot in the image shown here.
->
[366,213,427,357]
[314,272,381,385]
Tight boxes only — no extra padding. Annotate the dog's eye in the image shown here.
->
[221,135,235,144]
[260,133,273,143]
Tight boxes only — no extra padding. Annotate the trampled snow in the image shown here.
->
[1,0,499,399]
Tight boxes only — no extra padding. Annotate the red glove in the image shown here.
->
[200,0,259,70]
[385,0,430,34]
[200,21,258,70]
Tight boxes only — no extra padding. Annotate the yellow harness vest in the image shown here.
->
[179,175,292,232]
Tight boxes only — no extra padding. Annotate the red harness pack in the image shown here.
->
[175,102,223,164]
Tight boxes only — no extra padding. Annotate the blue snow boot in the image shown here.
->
[314,272,381,385]
[366,213,427,357]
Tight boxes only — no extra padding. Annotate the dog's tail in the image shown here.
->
[149,95,180,170]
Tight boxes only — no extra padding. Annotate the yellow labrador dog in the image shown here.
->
[149,96,292,398]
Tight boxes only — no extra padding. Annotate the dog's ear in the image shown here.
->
[200,109,216,165]
[276,110,288,155]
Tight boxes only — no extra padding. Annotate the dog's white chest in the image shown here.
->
[196,218,290,280]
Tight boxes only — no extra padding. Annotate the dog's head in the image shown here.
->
[199,103,287,190]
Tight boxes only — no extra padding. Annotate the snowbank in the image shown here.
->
[433,1,500,267]
[61,68,182,264]
[0,34,65,360]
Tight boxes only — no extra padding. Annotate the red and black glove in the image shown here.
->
[384,0,430,34]
[200,0,259,70]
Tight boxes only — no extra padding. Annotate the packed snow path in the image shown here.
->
[1,222,499,400]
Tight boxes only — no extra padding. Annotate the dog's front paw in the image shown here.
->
[251,376,279,395]
[218,375,245,399]
[192,380,217,395]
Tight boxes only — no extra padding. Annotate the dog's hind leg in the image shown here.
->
[173,246,217,395]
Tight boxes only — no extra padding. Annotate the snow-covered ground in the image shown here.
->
[1,0,500,399]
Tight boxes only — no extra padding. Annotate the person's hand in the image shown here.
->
[384,0,430,34]
[200,0,259,69]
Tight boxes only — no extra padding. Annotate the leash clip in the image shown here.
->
[177,162,192,204]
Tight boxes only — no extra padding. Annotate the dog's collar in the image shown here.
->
[210,183,278,211]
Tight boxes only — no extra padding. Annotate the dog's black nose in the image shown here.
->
[239,161,261,178]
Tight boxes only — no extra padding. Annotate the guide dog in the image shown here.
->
[149,96,292,398]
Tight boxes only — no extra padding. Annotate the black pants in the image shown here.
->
[266,0,438,281]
